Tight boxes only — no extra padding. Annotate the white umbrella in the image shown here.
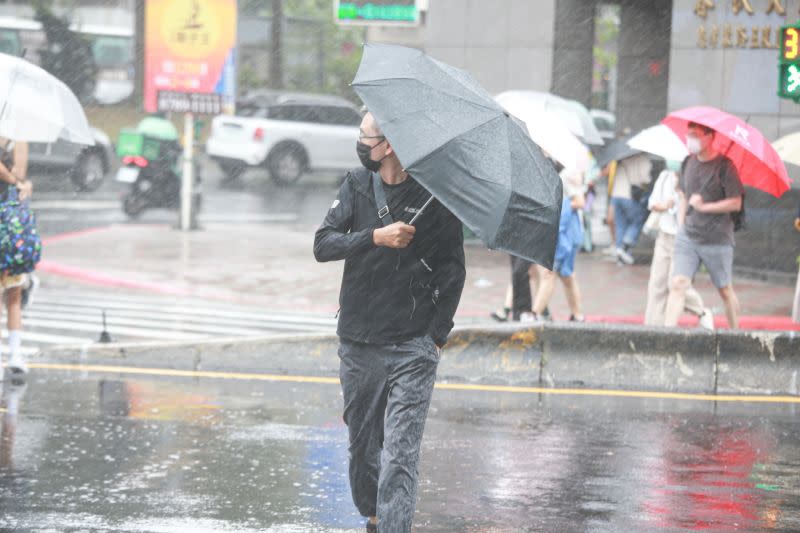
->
[496,90,605,146]
[495,93,590,174]
[772,132,800,167]
[627,124,688,162]
[0,52,93,145]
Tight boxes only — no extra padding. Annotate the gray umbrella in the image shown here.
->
[352,44,563,269]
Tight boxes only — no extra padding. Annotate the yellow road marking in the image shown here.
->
[29,362,800,404]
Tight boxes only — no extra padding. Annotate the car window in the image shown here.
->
[238,104,269,118]
[593,117,613,131]
[268,105,322,123]
[317,106,362,126]
[0,29,21,56]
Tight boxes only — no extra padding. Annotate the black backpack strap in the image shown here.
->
[372,171,394,226]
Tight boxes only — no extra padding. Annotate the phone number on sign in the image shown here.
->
[157,91,222,114]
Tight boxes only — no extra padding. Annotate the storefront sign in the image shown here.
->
[144,0,237,114]
[693,0,787,49]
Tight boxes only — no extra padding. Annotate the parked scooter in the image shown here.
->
[115,116,201,220]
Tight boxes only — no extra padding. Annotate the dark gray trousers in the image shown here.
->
[338,335,439,533]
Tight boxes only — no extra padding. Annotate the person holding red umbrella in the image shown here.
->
[664,121,744,329]
[662,107,792,329]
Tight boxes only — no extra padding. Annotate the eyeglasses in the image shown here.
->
[358,134,386,142]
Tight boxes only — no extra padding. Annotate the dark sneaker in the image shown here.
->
[490,307,510,322]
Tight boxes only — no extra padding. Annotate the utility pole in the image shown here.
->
[134,0,145,109]
[270,0,284,89]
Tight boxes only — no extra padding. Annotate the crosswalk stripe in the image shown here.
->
[10,287,338,350]
[20,317,212,341]
[1,328,93,345]
[32,298,338,326]
[29,302,326,330]
[22,309,329,336]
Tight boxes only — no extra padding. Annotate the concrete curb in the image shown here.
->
[38,324,800,396]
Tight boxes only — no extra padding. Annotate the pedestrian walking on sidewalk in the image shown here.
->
[314,112,465,533]
[664,122,744,329]
[793,203,800,323]
[524,171,586,322]
[644,161,713,328]
[0,137,38,374]
[610,154,652,265]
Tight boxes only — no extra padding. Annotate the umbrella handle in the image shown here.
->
[409,195,435,226]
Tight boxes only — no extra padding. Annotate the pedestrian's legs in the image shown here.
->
[510,256,532,319]
[611,198,627,249]
[606,201,616,248]
[560,273,583,319]
[644,232,672,326]
[532,266,556,315]
[666,235,702,327]
[794,263,800,323]
[683,287,706,317]
[664,275,691,327]
[338,340,389,519]
[378,337,438,533]
[718,285,740,329]
[620,199,645,248]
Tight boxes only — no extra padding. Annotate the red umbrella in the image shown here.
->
[662,106,792,197]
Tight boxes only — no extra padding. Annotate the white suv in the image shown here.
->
[206,91,362,185]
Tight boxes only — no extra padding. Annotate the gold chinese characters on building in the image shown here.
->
[694,0,787,49]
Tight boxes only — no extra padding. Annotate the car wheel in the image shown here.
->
[219,161,245,183]
[71,150,106,192]
[268,144,306,186]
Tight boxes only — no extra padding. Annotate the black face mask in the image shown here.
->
[356,139,387,172]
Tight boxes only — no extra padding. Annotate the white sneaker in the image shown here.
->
[699,308,715,331]
[7,351,28,375]
[519,312,543,323]
[616,247,634,265]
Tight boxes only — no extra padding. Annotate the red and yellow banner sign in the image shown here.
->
[144,0,237,114]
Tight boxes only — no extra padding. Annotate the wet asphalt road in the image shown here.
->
[30,160,341,238]
[1,367,799,532]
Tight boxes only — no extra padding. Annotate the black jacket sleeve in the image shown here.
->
[313,176,375,263]
[428,207,466,347]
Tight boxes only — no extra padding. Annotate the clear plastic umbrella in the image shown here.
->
[628,124,689,162]
[0,52,93,145]
[495,90,605,146]
[772,132,800,167]
[495,92,590,174]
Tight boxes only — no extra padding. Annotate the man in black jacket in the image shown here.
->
[314,112,465,533]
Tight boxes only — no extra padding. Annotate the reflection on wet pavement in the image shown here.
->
[1,370,799,532]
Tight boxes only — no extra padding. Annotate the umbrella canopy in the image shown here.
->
[495,92,590,174]
[772,132,800,167]
[495,90,605,146]
[0,52,93,145]
[663,106,791,197]
[628,124,689,162]
[352,44,563,268]
[595,135,641,169]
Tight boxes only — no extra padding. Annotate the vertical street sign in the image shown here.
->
[144,0,237,230]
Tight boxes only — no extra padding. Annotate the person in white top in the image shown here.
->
[644,161,713,329]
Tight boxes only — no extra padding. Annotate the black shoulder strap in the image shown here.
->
[372,171,394,226]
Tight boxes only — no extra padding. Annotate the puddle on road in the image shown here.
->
[1,373,799,532]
